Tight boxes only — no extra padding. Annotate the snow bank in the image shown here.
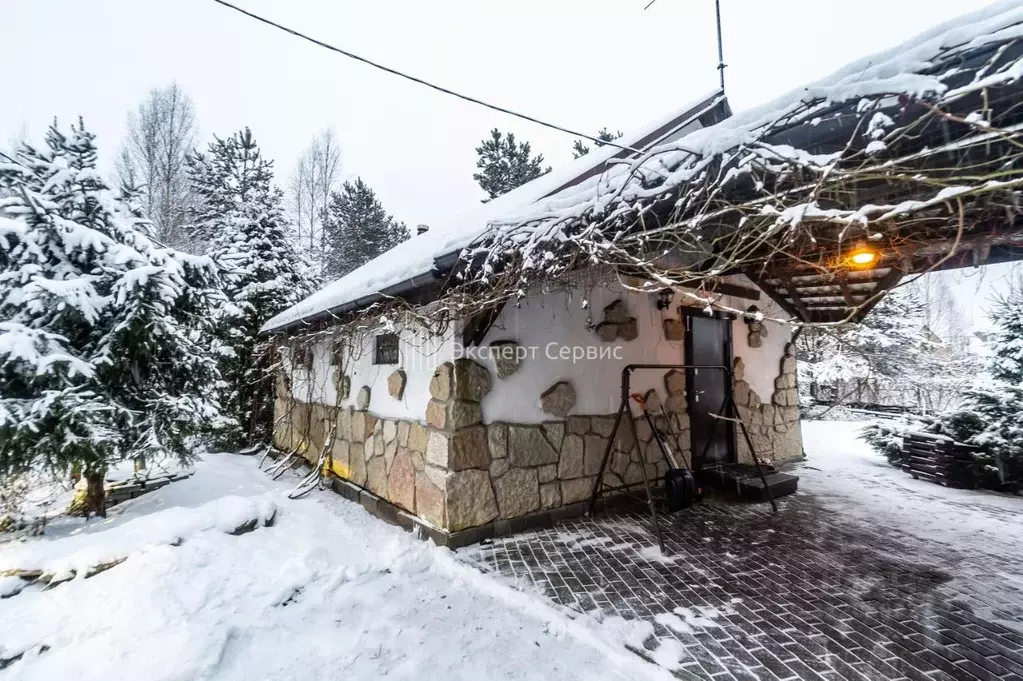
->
[0,454,679,680]
[0,576,24,599]
[0,495,276,581]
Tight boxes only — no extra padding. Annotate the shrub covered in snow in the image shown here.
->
[947,286,1023,488]
[862,420,907,466]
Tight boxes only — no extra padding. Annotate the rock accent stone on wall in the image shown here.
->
[745,307,769,348]
[604,299,629,324]
[594,299,639,342]
[425,360,489,433]
[663,318,684,341]
[387,369,407,399]
[332,367,351,400]
[429,363,452,401]
[540,381,576,418]
[481,387,685,522]
[272,396,310,455]
[416,359,497,530]
[452,359,492,401]
[733,342,802,464]
[508,425,559,467]
[490,340,523,379]
[448,400,482,430]
[617,317,639,341]
[387,449,415,510]
[447,469,498,530]
[449,426,489,471]
[493,467,540,519]
[272,383,450,529]
[355,386,371,410]
[595,322,619,342]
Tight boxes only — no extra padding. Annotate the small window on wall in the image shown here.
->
[293,345,314,371]
[374,333,399,365]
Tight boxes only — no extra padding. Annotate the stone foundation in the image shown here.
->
[272,362,691,535]
[272,346,802,537]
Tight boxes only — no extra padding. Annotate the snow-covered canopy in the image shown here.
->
[260,92,728,332]
[264,0,1023,334]
[496,1,1023,228]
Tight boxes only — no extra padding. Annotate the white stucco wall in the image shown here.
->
[478,283,676,422]
[475,275,797,424]
[288,321,456,422]
[284,273,797,427]
[728,274,795,402]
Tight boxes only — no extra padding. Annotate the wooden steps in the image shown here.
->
[697,464,799,502]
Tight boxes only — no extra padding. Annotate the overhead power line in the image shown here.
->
[210,0,644,156]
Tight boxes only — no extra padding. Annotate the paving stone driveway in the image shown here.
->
[460,484,1023,680]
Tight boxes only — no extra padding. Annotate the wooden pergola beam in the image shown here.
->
[743,270,803,321]
[839,278,859,308]
[853,266,905,322]
[782,275,814,322]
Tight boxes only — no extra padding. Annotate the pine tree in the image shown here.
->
[187,128,316,443]
[947,284,1023,482]
[320,177,410,278]
[0,120,223,515]
[572,127,623,159]
[473,129,550,201]
[842,288,933,380]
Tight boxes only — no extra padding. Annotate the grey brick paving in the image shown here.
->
[460,488,1023,680]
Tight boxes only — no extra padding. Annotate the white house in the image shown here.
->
[261,91,804,546]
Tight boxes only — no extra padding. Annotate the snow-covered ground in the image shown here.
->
[3,425,1021,680]
[0,454,675,681]
[798,420,1023,563]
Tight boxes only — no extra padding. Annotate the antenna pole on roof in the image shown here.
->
[715,0,727,92]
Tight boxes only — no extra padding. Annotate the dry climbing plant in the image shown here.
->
[262,34,1023,461]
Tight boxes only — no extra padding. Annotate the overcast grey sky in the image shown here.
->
[0,0,1004,230]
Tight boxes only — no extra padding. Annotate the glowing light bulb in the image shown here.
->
[850,249,876,266]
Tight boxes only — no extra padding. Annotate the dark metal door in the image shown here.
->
[686,314,735,467]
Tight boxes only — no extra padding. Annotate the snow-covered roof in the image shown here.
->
[265,0,1023,334]
[260,91,729,332]
[484,0,1023,242]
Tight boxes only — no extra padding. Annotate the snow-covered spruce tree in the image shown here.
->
[187,127,316,445]
[473,129,550,201]
[319,177,409,278]
[0,120,223,516]
[940,285,1023,485]
[571,127,623,159]
[863,285,1023,487]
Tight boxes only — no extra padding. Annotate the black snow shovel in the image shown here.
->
[631,392,699,513]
